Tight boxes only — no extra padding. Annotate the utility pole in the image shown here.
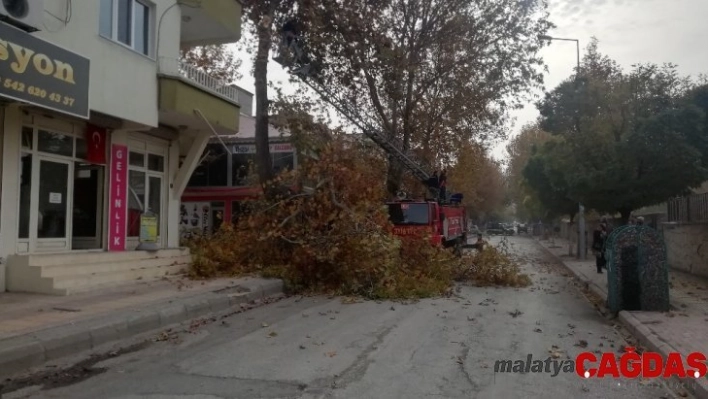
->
[539,35,586,260]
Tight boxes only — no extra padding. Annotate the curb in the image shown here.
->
[0,279,284,380]
[619,311,708,399]
[535,239,708,398]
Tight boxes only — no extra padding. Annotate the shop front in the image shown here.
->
[0,21,189,295]
[181,139,297,238]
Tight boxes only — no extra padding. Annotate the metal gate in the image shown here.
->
[605,225,669,313]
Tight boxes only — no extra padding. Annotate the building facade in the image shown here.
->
[181,91,297,237]
[0,0,243,294]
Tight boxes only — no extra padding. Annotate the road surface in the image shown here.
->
[7,236,686,399]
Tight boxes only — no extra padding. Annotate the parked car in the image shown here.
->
[502,223,515,235]
[517,223,528,234]
[486,222,514,235]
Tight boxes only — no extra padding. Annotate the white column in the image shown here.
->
[166,139,181,248]
[0,105,22,259]
[166,130,210,248]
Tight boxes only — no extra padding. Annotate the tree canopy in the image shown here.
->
[283,0,553,194]
[534,39,708,222]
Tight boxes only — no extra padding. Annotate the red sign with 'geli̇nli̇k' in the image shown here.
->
[108,144,128,251]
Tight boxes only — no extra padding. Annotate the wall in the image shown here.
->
[662,222,708,278]
[36,0,183,128]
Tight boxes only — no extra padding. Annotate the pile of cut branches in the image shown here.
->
[185,134,460,299]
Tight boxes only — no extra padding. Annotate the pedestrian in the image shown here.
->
[592,221,608,273]
[439,169,447,200]
[636,216,644,226]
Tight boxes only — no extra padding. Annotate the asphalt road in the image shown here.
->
[14,236,684,399]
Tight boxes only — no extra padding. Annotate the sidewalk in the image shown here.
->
[535,236,708,399]
[0,275,284,380]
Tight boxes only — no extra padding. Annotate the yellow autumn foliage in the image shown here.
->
[184,134,529,298]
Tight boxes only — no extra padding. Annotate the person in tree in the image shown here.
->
[439,169,448,200]
[426,171,439,188]
[592,221,609,273]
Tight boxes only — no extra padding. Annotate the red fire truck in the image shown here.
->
[387,195,467,255]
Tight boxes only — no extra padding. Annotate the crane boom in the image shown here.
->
[273,27,454,201]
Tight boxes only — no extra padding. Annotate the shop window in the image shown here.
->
[232,153,256,186]
[148,176,162,236]
[37,130,73,157]
[148,154,164,172]
[129,151,144,167]
[100,0,153,56]
[127,146,165,238]
[188,144,228,187]
[273,152,295,174]
[127,170,146,237]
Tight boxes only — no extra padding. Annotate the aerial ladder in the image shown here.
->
[272,21,459,204]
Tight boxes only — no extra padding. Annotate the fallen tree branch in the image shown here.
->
[279,209,302,228]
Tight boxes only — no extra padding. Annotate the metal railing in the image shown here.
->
[667,192,708,223]
[158,57,239,104]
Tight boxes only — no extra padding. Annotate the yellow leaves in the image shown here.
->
[454,245,531,288]
[184,134,464,299]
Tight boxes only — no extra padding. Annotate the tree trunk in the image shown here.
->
[254,13,275,193]
[386,157,403,196]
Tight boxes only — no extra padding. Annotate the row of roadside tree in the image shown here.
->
[507,38,708,225]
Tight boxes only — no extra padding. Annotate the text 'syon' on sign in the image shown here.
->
[0,21,90,118]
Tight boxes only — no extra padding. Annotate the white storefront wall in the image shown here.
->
[0,1,224,292]
[0,108,174,258]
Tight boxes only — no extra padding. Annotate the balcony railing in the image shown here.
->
[158,57,239,104]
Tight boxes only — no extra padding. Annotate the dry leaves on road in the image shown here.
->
[548,345,563,359]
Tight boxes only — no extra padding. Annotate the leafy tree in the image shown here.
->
[505,123,551,219]
[288,0,553,195]
[179,45,242,82]
[522,138,578,222]
[536,40,708,223]
[447,143,505,220]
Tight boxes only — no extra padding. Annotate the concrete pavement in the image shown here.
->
[5,237,684,399]
[0,276,284,381]
[535,234,708,399]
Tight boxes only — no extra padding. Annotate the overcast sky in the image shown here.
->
[230,0,708,161]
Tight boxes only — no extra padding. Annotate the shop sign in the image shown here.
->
[0,21,90,118]
[232,143,293,154]
[108,144,128,251]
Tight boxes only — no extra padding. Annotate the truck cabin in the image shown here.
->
[387,202,431,226]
